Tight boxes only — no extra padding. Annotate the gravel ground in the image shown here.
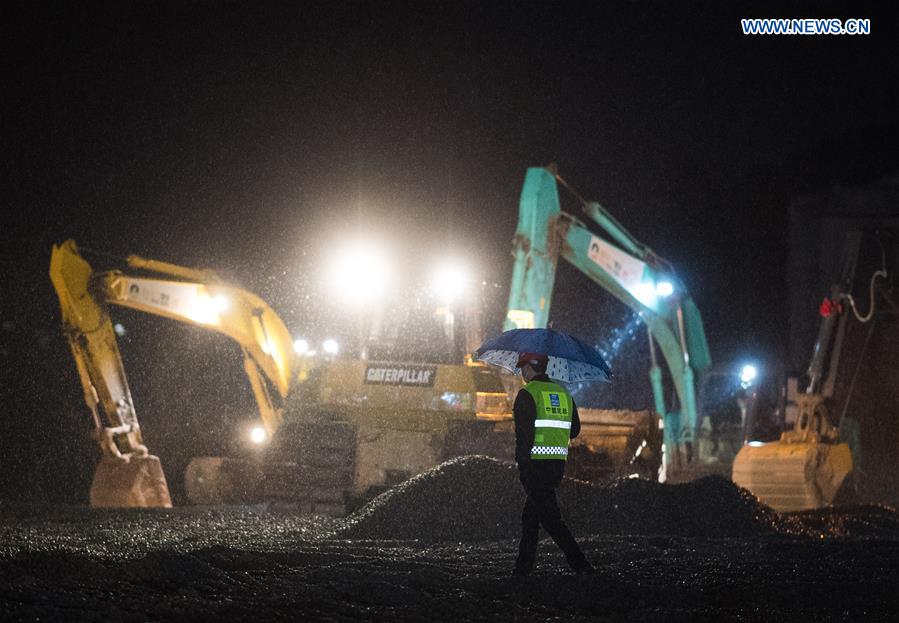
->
[1,457,897,622]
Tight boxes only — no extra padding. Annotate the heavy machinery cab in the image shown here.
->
[696,365,785,464]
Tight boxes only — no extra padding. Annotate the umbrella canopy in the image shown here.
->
[475,328,612,383]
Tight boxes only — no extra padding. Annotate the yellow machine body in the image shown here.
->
[283,358,513,500]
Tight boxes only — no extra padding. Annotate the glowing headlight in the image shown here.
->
[322,339,340,355]
[322,339,339,355]
[328,244,391,304]
[632,282,657,308]
[250,426,267,445]
[740,364,758,385]
[430,263,468,303]
[293,338,309,355]
[655,281,674,297]
[188,294,228,324]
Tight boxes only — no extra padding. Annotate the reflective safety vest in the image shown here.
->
[525,380,573,460]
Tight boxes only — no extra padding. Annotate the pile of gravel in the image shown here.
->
[341,456,523,541]
[780,504,899,538]
[339,456,785,541]
[0,506,340,559]
[559,473,782,538]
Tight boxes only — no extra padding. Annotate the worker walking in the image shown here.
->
[512,352,592,575]
[476,328,610,575]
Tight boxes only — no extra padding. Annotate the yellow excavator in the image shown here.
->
[50,239,296,508]
[733,231,888,511]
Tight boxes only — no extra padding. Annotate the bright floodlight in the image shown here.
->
[293,338,309,355]
[188,293,228,324]
[740,364,758,385]
[632,282,657,308]
[656,281,674,297]
[250,426,267,444]
[322,338,339,355]
[329,243,390,304]
[113,323,126,337]
[431,263,467,303]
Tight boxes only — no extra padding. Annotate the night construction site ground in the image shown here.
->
[1,457,897,622]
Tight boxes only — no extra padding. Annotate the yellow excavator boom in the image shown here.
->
[49,239,297,507]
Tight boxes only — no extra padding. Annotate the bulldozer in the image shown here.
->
[265,353,516,512]
[255,264,522,512]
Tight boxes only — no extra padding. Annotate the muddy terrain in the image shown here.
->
[1,457,897,622]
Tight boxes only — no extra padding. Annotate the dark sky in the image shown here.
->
[1,2,898,499]
[5,1,897,350]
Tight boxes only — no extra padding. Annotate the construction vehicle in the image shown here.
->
[272,356,513,511]
[51,239,514,512]
[50,239,297,508]
[734,226,895,511]
[266,287,516,512]
[503,165,768,482]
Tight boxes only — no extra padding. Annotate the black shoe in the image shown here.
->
[511,567,531,577]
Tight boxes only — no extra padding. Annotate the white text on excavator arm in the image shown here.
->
[49,239,297,507]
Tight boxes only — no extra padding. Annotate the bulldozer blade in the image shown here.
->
[90,455,173,508]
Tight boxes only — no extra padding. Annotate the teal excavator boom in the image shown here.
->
[504,166,712,474]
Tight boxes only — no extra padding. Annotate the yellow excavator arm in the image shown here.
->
[49,239,297,507]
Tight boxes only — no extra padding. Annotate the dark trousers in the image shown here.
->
[515,461,588,572]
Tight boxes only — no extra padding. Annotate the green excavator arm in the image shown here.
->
[503,166,711,466]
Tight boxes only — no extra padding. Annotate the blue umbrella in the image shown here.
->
[475,328,612,383]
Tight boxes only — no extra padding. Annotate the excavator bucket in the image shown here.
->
[90,455,173,508]
[732,440,852,512]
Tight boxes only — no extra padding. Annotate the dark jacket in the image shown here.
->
[513,373,580,466]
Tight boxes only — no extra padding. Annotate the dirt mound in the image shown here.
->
[341,456,523,541]
[781,504,899,538]
[340,456,783,541]
[560,472,782,538]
